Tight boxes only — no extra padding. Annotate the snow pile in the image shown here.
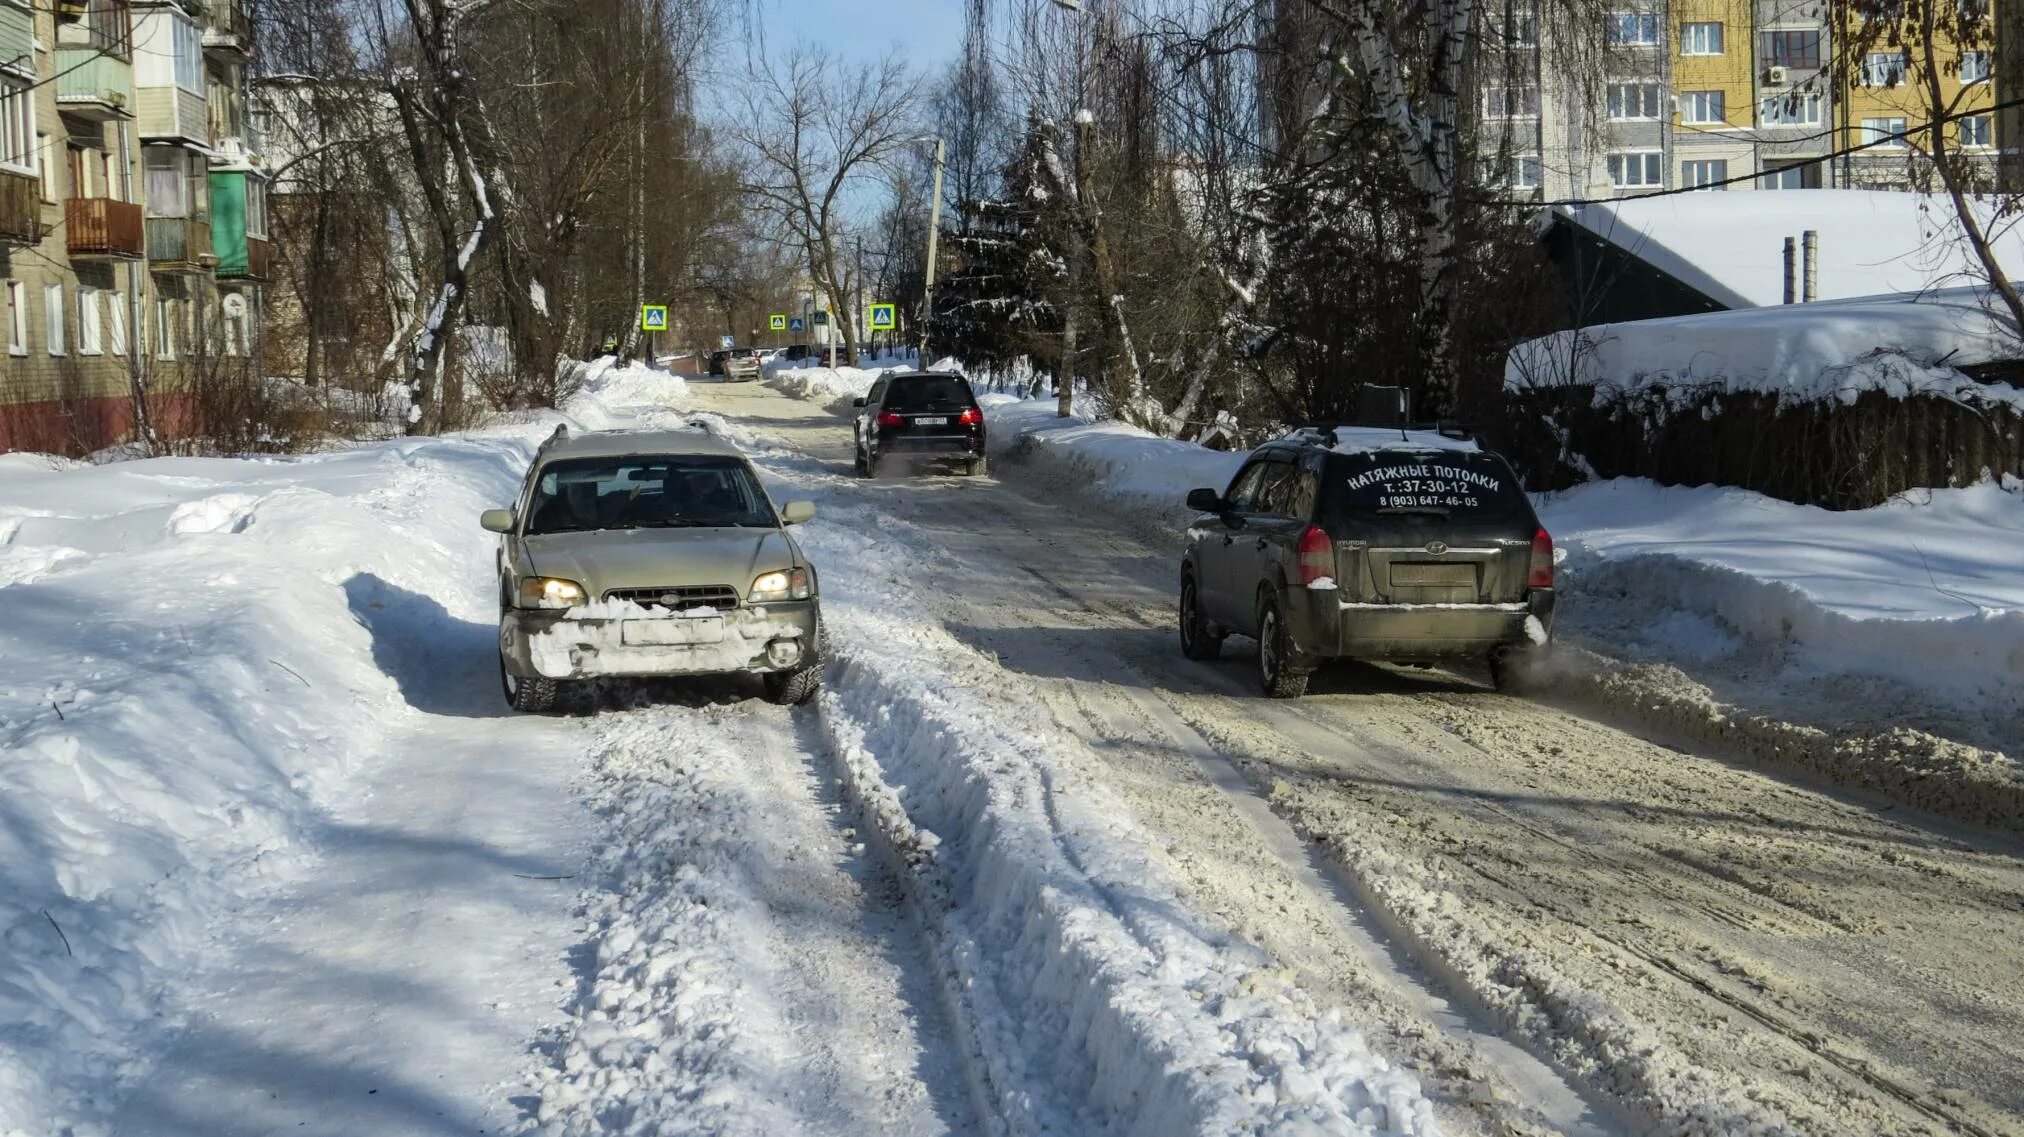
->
[983,394,1243,524]
[562,356,688,427]
[791,515,1433,1135]
[0,430,547,1132]
[1506,288,2024,410]
[519,710,804,1137]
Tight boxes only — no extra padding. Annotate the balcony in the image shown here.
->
[66,198,145,260]
[0,169,43,246]
[146,215,214,273]
[217,233,270,281]
[55,48,134,121]
[202,2,251,55]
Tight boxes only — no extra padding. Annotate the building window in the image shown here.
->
[1761,30,1822,69]
[1960,0,1990,22]
[1607,83,1664,120]
[1863,51,1908,86]
[5,281,23,355]
[1682,159,1730,189]
[109,290,127,356]
[174,16,204,94]
[36,131,51,202]
[1607,11,1661,45]
[1680,22,1723,54]
[1491,14,1539,46]
[0,77,31,175]
[1961,51,1991,83]
[1679,91,1726,124]
[144,147,190,217]
[1761,160,1821,189]
[1607,151,1664,187]
[44,283,63,356]
[245,178,267,239]
[78,285,102,355]
[1760,92,1823,126]
[154,289,175,360]
[1488,154,1543,188]
[1483,86,1541,118]
[1861,117,1910,147]
[1960,114,1993,147]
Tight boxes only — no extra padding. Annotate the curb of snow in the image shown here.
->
[811,617,1436,1137]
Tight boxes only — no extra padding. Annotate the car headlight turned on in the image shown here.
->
[518,577,588,609]
[750,568,811,603]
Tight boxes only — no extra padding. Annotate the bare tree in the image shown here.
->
[733,46,924,364]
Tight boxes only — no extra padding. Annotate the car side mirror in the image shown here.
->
[1186,488,1224,513]
[780,501,817,526]
[479,508,514,533]
[852,397,866,408]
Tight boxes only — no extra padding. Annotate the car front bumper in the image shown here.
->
[500,600,819,680]
[1284,588,1554,661]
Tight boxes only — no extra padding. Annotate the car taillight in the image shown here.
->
[876,411,904,427]
[1528,528,1554,589]
[958,406,982,426]
[1298,526,1334,586]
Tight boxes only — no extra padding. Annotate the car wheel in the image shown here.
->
[966,456,988,477]
[501,655,564,713]
[1256,595,1310,699]
[1178,575,1224,661]
[865,449,882,478]
[762,623,823,706]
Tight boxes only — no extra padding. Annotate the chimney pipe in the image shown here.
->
[1802,230,1819,302]
[1783,236,1798,304]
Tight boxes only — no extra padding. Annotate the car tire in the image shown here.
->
[865,450,882,478]
[966,456,988,477]
[762,623,824,706]
[1256,595,1310,699]
[853,445,870,476]
[1178,575,1224,661]
[501,655,564,713]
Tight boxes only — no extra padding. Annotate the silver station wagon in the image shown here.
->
[481,425,822,711]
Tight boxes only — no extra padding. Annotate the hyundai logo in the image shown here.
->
[1424,541,1449,556]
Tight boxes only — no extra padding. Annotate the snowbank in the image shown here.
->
[983,394,1244,524]
[0,427,554,1131]
[1505,288,2024,411]
[561,356,687,427]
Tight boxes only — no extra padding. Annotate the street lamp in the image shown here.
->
[909,135,947,367]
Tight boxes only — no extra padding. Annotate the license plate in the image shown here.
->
[621,617,725,646]
[914,416,949,426]
[1390,563,1475,587]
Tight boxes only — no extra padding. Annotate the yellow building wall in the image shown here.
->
[1670,0,1757,130]
[1838,14,1997,153]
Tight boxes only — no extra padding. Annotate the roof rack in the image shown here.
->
[1280,419,1478,448]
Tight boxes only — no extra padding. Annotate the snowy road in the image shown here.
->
[696,376,2024,1137]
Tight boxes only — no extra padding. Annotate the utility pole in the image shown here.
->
[921,135,946,364]
[1058,0,1086,417]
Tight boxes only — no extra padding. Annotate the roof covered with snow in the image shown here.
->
[1544,191,2024,309]
[1506,287,2024,409]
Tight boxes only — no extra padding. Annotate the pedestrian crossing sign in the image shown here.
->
[868,303,897,332]
[769,314,787,331]
[813,310,828,326]
[639,304,669,333]
[789,317,806,333]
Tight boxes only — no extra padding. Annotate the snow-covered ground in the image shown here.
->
[978,394,2024,826]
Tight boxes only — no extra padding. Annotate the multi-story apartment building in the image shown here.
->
[1477,0,1995,198]
[1834,8,1996,187]
[0,0,264,455]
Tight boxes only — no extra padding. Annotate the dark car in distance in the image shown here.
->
[1178,425,1555,698]
[851,371,987,477]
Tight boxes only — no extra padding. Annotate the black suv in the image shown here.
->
[851,371,987,477]
[1178,426,1554,697]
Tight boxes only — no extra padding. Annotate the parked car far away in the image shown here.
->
[1179,425,1554,698]
[707,349,730,376]
[852,371,988,478]
[480,424,823,712]
[723,348,761,381]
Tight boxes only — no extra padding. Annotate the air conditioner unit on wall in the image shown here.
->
[1766,65,1791,85]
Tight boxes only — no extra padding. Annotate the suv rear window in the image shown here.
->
[885,375,975,412]
[1319,450,1534,534]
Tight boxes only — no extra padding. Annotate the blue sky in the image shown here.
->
[753,0,965,69]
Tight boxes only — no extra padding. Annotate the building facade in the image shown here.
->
[0,0,266,456]
[1477,0,1996,198]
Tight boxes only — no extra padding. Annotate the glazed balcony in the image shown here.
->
[146,215,214,272]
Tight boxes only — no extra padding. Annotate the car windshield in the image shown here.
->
[526,455,776,534]
[1319,450,1534,536]
[887,376,974,412]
